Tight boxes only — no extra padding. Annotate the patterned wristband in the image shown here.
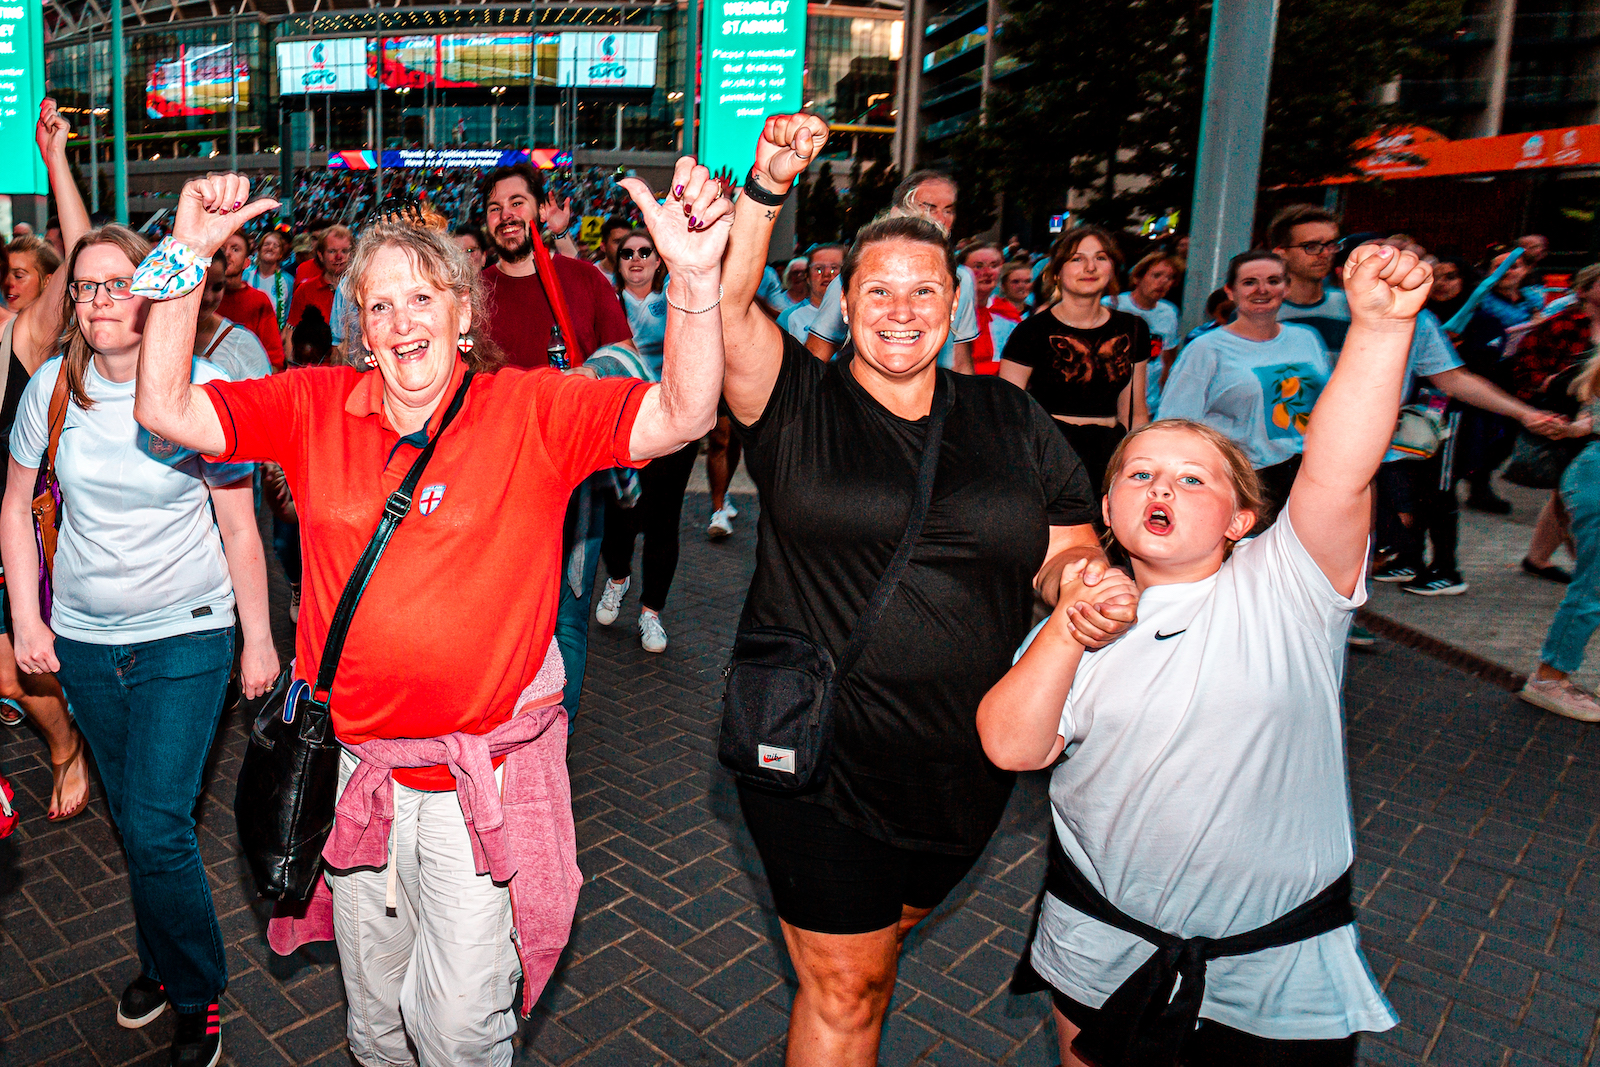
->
[130,236,209,300]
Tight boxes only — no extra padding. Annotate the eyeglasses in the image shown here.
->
[70,277,135,303]
[1286,239,1342,256]
[811,263,841,275]
[618,246,656,261]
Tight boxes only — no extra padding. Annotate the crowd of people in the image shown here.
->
[1,94,1598,1067]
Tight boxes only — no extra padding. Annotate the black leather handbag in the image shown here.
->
[234,372,474,900]
[717,379,950,794]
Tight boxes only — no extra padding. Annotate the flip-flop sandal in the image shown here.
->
[0,770,16,838]
[47,731,88,822]
[0,699,23,727]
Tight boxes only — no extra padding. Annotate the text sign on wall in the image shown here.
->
[697,0,805,177]
[0,0,45,196]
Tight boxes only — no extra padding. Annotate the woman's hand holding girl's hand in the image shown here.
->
[1046,559,1139,649]
[1345,244,1433,331]
[35,98,69,163]
[753,113,830,191]
[172,174,281,258]
[619,157,734,281]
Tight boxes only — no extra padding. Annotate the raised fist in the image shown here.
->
[1344,244,1433,330]
[752,113,830,191]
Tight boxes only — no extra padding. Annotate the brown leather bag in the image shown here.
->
[31,368,69,580]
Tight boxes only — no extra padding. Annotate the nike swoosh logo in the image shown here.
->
[1154,630,1186,640]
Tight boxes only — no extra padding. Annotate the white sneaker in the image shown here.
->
[595,578,629,626]
[1519,678,1600,723]
[723,498,739,519]
[639,611,668,653]
[289,584,301,624]
[707,507,734,540]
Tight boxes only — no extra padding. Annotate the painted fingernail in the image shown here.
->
[233,200,243,210]
[689,216,698,227]
[674,184,684,197]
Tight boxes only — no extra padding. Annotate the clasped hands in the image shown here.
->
[1049,556,1139,649]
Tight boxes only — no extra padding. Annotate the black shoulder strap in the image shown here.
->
[834,374,951,683]
[309,371,476,707]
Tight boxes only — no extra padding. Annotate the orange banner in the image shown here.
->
[1332,123,1600,182]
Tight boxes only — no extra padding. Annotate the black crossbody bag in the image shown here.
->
[235,372,474,900]
[717,378,950,793]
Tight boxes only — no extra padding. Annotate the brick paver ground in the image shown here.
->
[4,491,1600,1065]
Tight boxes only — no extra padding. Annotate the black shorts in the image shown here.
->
[1043,978,1358,1067]
[737,784,980,935]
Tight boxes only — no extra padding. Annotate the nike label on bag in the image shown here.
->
[1154,629,1185,640]
[757,745,796,773]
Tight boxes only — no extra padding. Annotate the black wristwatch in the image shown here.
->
[741,166,792,207]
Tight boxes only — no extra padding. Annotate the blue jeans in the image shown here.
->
[1542,444,1600,674]
[556,476,606,721]
[54,627,235,1012]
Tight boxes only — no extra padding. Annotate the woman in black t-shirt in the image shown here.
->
[999,226,1151,489]
[720,114,1137,1067]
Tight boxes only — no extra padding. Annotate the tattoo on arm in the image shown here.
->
[764,209,776,220]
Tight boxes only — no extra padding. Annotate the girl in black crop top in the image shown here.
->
[1000,226,1152,488]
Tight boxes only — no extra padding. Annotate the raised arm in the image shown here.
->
[12,100,92,372]
[134,174,279,455]
[721,113,830,424]
[620,158,733,461]
[1289,245,1432,596]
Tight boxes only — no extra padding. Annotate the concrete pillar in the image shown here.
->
[892,0,925,174]
[1476,0,1516,138]
[1178,0,1281,333]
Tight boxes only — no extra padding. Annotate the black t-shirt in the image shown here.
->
[730,333,1097,853]
[0,352,30,500]
[1001,307,1151,419]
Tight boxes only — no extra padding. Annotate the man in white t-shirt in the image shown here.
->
[804,170,979,373]
[777,244,843,343]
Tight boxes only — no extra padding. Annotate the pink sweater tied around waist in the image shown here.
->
[266,642,580,1014]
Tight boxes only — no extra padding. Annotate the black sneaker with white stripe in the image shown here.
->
[116,974,167,1028]
[1403,569,1469,596]
[1372,563,1417,583]
[170,1001,221,1067]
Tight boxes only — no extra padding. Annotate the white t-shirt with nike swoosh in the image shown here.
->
[1017,516,1397,1040]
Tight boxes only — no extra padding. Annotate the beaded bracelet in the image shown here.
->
[665,284,723,315]
[130,236,209,300]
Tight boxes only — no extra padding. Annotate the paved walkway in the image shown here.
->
[3,491,1600,1065]
[1366,475,1597,692]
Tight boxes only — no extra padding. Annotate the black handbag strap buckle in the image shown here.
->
[383,490,413,522]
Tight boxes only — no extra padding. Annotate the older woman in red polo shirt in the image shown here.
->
[129,165,732,1065]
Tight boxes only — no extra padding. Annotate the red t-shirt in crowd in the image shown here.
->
[294,258,321,286]
[219,284,286,370]
[974,297,1023,374]
[203,360,651,789]
[480,257,632,368]
[284,274,337,339]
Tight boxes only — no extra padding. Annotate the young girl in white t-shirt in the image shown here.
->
[977,244,1435,1067]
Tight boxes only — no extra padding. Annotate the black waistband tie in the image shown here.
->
[1012,829,1354,1067]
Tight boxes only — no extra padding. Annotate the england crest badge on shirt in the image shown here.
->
[418,484,447,516]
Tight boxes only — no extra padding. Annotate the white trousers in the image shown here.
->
[327,751,521,1067]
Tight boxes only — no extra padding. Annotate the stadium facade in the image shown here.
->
[41,0,903,209]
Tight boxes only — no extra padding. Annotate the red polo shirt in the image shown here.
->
[204,361,651,789]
